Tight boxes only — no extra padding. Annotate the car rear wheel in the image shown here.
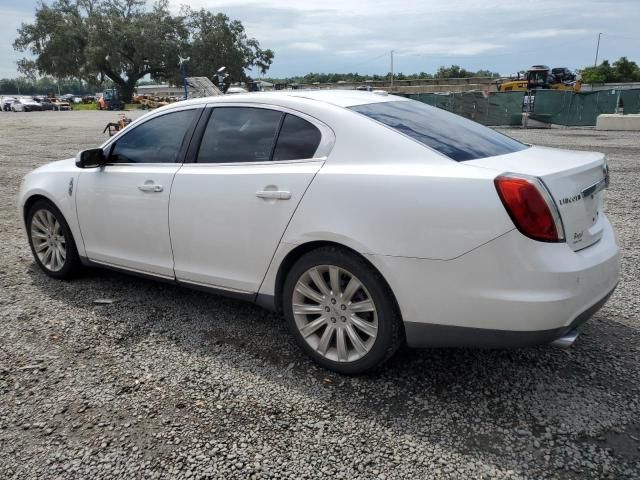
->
[26,200,80,279]
[283,246,403,374]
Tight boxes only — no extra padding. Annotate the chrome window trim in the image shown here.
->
[100,163,183,167]
[179,158,326,168]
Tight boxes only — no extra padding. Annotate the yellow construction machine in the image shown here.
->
[497,66,581,93]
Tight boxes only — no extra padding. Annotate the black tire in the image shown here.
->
[26,199,81,279]
[282,246,403,375]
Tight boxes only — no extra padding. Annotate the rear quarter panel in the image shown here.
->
[282,139,514,260]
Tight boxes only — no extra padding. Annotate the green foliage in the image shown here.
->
[0,76,107,95]
[13,0,274,101]
[182,9,274,85]
[435,65,499,79]
[263,66,498,85]
[580,57,640,84]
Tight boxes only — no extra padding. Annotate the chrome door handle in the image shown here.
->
[256,190,291,200]
[137,184,163,193]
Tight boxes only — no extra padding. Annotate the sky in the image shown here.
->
[1,0,639,79]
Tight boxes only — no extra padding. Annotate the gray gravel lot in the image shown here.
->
[1,111,639,479]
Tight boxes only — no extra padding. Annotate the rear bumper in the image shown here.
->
[403,284,616,348]
[365,215,620,348]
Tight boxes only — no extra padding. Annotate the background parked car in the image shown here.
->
[34,97,56,111]
[59,94,82,104]
[2,97,16,111]
[11,98,43,112]
[50,98,70,111]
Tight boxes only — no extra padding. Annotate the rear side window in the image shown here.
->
[273,114,322,160]
[197,107,282,163]
[349,100,527,161]
[109,109,196,164]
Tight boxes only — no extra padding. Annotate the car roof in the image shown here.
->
[164,89,406,110]
[280,89,403,107]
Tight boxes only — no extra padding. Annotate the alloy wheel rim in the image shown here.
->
[292,265,378,363]
[30,209,66,272]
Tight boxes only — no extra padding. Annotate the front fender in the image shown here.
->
[18,160,86,257]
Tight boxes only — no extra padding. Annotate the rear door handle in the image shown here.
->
[138,183,163,193]
[256,190,291,200]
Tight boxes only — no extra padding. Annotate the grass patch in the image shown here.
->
[72,103,140,111]
[70,103,97,111]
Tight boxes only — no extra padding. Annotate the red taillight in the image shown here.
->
[494,174,564,242]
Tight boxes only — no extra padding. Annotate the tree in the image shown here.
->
[474,69,500,78]
[612,57,640,82]
[261,65,499,86]
[181,9,274,86]
[580,57,640,84]
[14,0,274,102]
[0,76,107,95]
[435,65,498,79]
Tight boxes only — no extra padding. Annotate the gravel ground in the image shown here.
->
[1,111,639,479]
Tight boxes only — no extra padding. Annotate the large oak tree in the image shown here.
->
[14,0,274,102]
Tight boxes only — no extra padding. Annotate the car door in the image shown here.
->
[75,107,201,278]
[170,105,333,293]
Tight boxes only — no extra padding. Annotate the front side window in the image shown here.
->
[197,107,282,163]
[273,114,322,161]
[109,109,197,164]
[349,100,527,162]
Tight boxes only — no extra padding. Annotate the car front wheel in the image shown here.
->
[26,200,80,279]
[283,246,403,374]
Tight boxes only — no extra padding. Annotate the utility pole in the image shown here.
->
[594,33,602,67]
[390,50,394,89]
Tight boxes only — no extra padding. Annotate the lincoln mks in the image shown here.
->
[18,91,620,374]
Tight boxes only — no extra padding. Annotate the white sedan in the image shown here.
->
[11,98,43,112]
[18,91,620,374]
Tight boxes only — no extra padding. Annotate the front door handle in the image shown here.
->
[256,190,291,200]
[138,183,163,193]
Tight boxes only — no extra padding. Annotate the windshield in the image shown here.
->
[349,100,527,161]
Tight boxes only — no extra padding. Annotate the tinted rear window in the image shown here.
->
[349,100,527,161]
[273,114,322,160]
[197,107,282,163]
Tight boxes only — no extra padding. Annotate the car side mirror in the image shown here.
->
[76,148,106,168]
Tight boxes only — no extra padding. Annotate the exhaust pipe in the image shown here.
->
[550,330,580,348]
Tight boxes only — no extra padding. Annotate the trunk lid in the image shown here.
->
[467,146,608,251]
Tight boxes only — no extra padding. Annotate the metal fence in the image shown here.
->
[620,89,640,115]
[402,91,524,126]
[530,90,619,126]
[403,88,640,127]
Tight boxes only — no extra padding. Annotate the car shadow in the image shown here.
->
[25,263,640,467]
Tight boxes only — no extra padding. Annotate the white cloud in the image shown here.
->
[511,29,589,39]
[398,42,505,57]
[2,0,639,78]
[288,42,325,52]
[0,7,29,78]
